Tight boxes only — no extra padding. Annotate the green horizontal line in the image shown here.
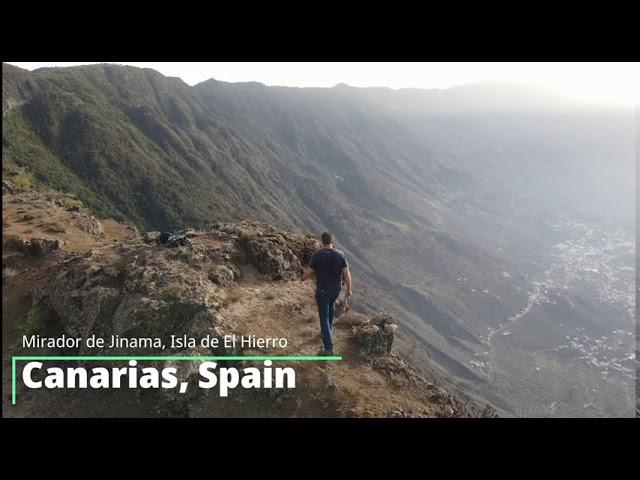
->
[12,355,341,405]
[13,356,341,361]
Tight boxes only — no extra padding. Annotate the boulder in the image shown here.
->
[234,220,321,280]
[143,231,161,243]
[41,243,228,352]
[29,238,60,257]
[355,317,398,356]
[70,212,104,237]
[242,236,302,280]
[5,236,31,253]
[208,265,236,286]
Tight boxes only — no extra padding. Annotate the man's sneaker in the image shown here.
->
[318,348,335,356]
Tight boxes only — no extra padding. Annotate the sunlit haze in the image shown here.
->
[7,62,640,106]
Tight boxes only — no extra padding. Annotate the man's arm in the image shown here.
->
[342,267,352,297]
[301,267,315,282]
[302,253,317,282]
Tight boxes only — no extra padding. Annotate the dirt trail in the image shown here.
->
[219,280,459,417]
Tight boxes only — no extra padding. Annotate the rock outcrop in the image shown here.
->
[38,242,230,351]
[5,236,60,257]
[210,220,320,280]
[29,238,61,257]
[26,220,322,355]
[355,313,399,357]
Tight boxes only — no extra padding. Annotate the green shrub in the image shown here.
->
[21,305,46,335]
[59,195,85,211]
[11,169,34,190]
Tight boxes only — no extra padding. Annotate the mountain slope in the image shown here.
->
[2,63,635,416]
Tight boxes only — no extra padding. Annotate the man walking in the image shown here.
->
[301,232,352,356]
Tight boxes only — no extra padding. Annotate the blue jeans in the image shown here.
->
[315,289,340,352]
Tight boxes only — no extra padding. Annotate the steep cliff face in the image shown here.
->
[2,183,488,417]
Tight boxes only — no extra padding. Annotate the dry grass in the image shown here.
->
[224,289,245,305]
[164,284,184,299]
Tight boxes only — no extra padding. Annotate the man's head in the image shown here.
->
[321,231,334,247]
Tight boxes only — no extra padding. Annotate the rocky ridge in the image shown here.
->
[2,183,486,417]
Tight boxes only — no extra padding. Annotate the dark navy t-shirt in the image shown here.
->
[309,248,348,294]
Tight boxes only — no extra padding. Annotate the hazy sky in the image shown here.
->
[8,62,640,106]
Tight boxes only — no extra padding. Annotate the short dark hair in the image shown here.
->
[321,232,334,245]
